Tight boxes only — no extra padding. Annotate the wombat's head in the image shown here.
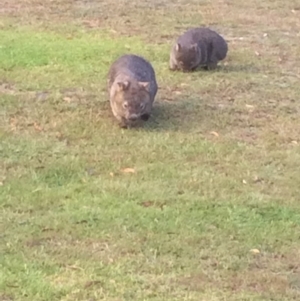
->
[110,80,152,127]
[173,43,201,72]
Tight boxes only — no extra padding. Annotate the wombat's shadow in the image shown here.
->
[97,97,224,133]
[193,63,260,74]
[220,64,260,73]
[140,98,217,133]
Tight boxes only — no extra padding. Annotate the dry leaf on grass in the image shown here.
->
[121,168,135,174]
[140,201,154,207]
[140,201,166,210]
[65,265,83,271]
[41,227,54,232]
[173,90,182,95]
[250,249,260,254]
[63,97,72,103]
[210,131,219,137]
[33,122,43,132]
[82,19,101,28]
[84,280,102,289]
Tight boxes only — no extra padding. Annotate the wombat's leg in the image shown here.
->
[141,113,150,121]
[118,117,129,129]
[190,65,200,72]
[206,46,218,70]
[118,122,128,129]
[206,61,218,70]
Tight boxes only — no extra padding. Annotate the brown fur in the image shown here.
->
[170,27,228,72]
[107,54,158,128]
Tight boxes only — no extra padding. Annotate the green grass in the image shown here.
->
[1,1,300,300]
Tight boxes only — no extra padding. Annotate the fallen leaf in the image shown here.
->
[250,249,260,254]
[84,281,102,289]
[210,131,219,137]
[140,201,166,210]
[34,122,43,132]
[141,201,154,207]
[245,104,254,109]
[291,140,298,145]
[242,179,247,184]
[109,172,114,177]
[253,176,263,183]
[255,51,260,56]
[42,227,54,232]
[65,265,83,271]
[75,220,88,224]
[63,96,72,103]
[82,19,101,28]
[6,284,19,288]
[121,168,135,174]
[10,117,18,131]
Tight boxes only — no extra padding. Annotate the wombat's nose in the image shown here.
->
[128,114,138,121]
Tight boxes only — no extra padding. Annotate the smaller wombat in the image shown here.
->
[169,27,228,72]
[107,54,158,128]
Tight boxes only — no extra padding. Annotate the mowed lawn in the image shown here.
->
[1,1,300,300]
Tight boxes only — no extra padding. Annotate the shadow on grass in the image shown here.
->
[221,63,261,73]
[135,97,218,133]
[165,63,261,76]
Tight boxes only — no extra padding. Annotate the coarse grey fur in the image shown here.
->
[107,54,158,128]
[170,27,228,72]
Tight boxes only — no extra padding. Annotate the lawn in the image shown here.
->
[1,1,300,300]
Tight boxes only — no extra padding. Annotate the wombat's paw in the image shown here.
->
[205,62,218,71]
[118,121,128,129]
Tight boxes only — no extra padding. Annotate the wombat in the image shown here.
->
[169,27,228,72]
[107,54,158,128]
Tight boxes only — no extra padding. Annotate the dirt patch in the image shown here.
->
[177,250,300,296]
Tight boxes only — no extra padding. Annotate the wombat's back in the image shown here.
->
[108,54,158,101]
[170,27,228,71]
[181,27,227,61]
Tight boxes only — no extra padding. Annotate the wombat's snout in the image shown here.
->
[128,114,139,121]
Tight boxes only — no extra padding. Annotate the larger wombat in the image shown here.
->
[107,54,158,128]
[169,27,228,72]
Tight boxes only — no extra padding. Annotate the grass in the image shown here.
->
[1,0,300,300]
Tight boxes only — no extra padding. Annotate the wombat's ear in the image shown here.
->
[175,43,181,52]
[116,81,130,91]
[190,43,198,51]
[138,82,150,92]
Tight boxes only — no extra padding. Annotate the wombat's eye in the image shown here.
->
[123,102,128,109]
